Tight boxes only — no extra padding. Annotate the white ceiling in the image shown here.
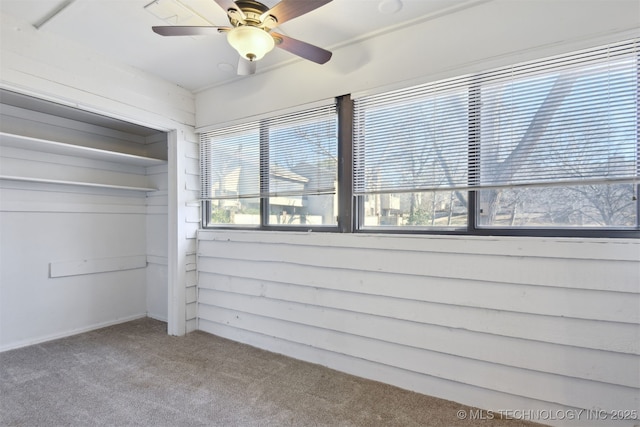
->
[0,0,478,92]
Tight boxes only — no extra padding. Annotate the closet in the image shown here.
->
[0,89,168,350]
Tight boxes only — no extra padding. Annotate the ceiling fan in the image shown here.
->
[152,0,333,75]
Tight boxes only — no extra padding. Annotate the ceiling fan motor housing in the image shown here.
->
[229,0,276,28]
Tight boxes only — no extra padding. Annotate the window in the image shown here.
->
[200,123,261,226]
[353,39,639,236]
[200,100,338,229]
[353,76,471,230]
[201,38,639,237]
[474,41,638,230]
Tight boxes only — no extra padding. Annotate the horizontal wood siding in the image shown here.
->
[184,136,200,333]
[197,230,640,426]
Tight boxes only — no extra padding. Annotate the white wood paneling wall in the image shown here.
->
[198,230,640,427]
[193,3,640,424]
[182,133,200,332]
[194,5,639,423]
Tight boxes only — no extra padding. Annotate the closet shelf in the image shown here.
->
[0,175,158,192]
[0,132,166,167]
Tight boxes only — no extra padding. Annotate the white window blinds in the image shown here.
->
[262,103,337,198]
[353,76,471,195]
[200,123,260,200]
[476,39,639,189]
[200,101,337,201]
[353,38,639,195]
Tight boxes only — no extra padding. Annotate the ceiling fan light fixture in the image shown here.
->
[227,25,275,61]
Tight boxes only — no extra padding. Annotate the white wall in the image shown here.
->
[198,231,640,427]
[0,10,199,346]
[170,129,201,333]
[196,0,640,128]
[146,161,169,322]
[194,1,640,426]
[0,184,149,350]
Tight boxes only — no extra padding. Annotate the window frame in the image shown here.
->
[201,97,347,232]
[351,40,640,238]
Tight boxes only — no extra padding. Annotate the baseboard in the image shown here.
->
[147,312,168,323]
[0,313,147,353]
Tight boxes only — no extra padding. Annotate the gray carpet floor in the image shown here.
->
[0,317,543,427]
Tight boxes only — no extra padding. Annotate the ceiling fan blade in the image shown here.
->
[272,32,332,64]
[152,26,229,36]
[262,0,332,27]
[237,57,257,76]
